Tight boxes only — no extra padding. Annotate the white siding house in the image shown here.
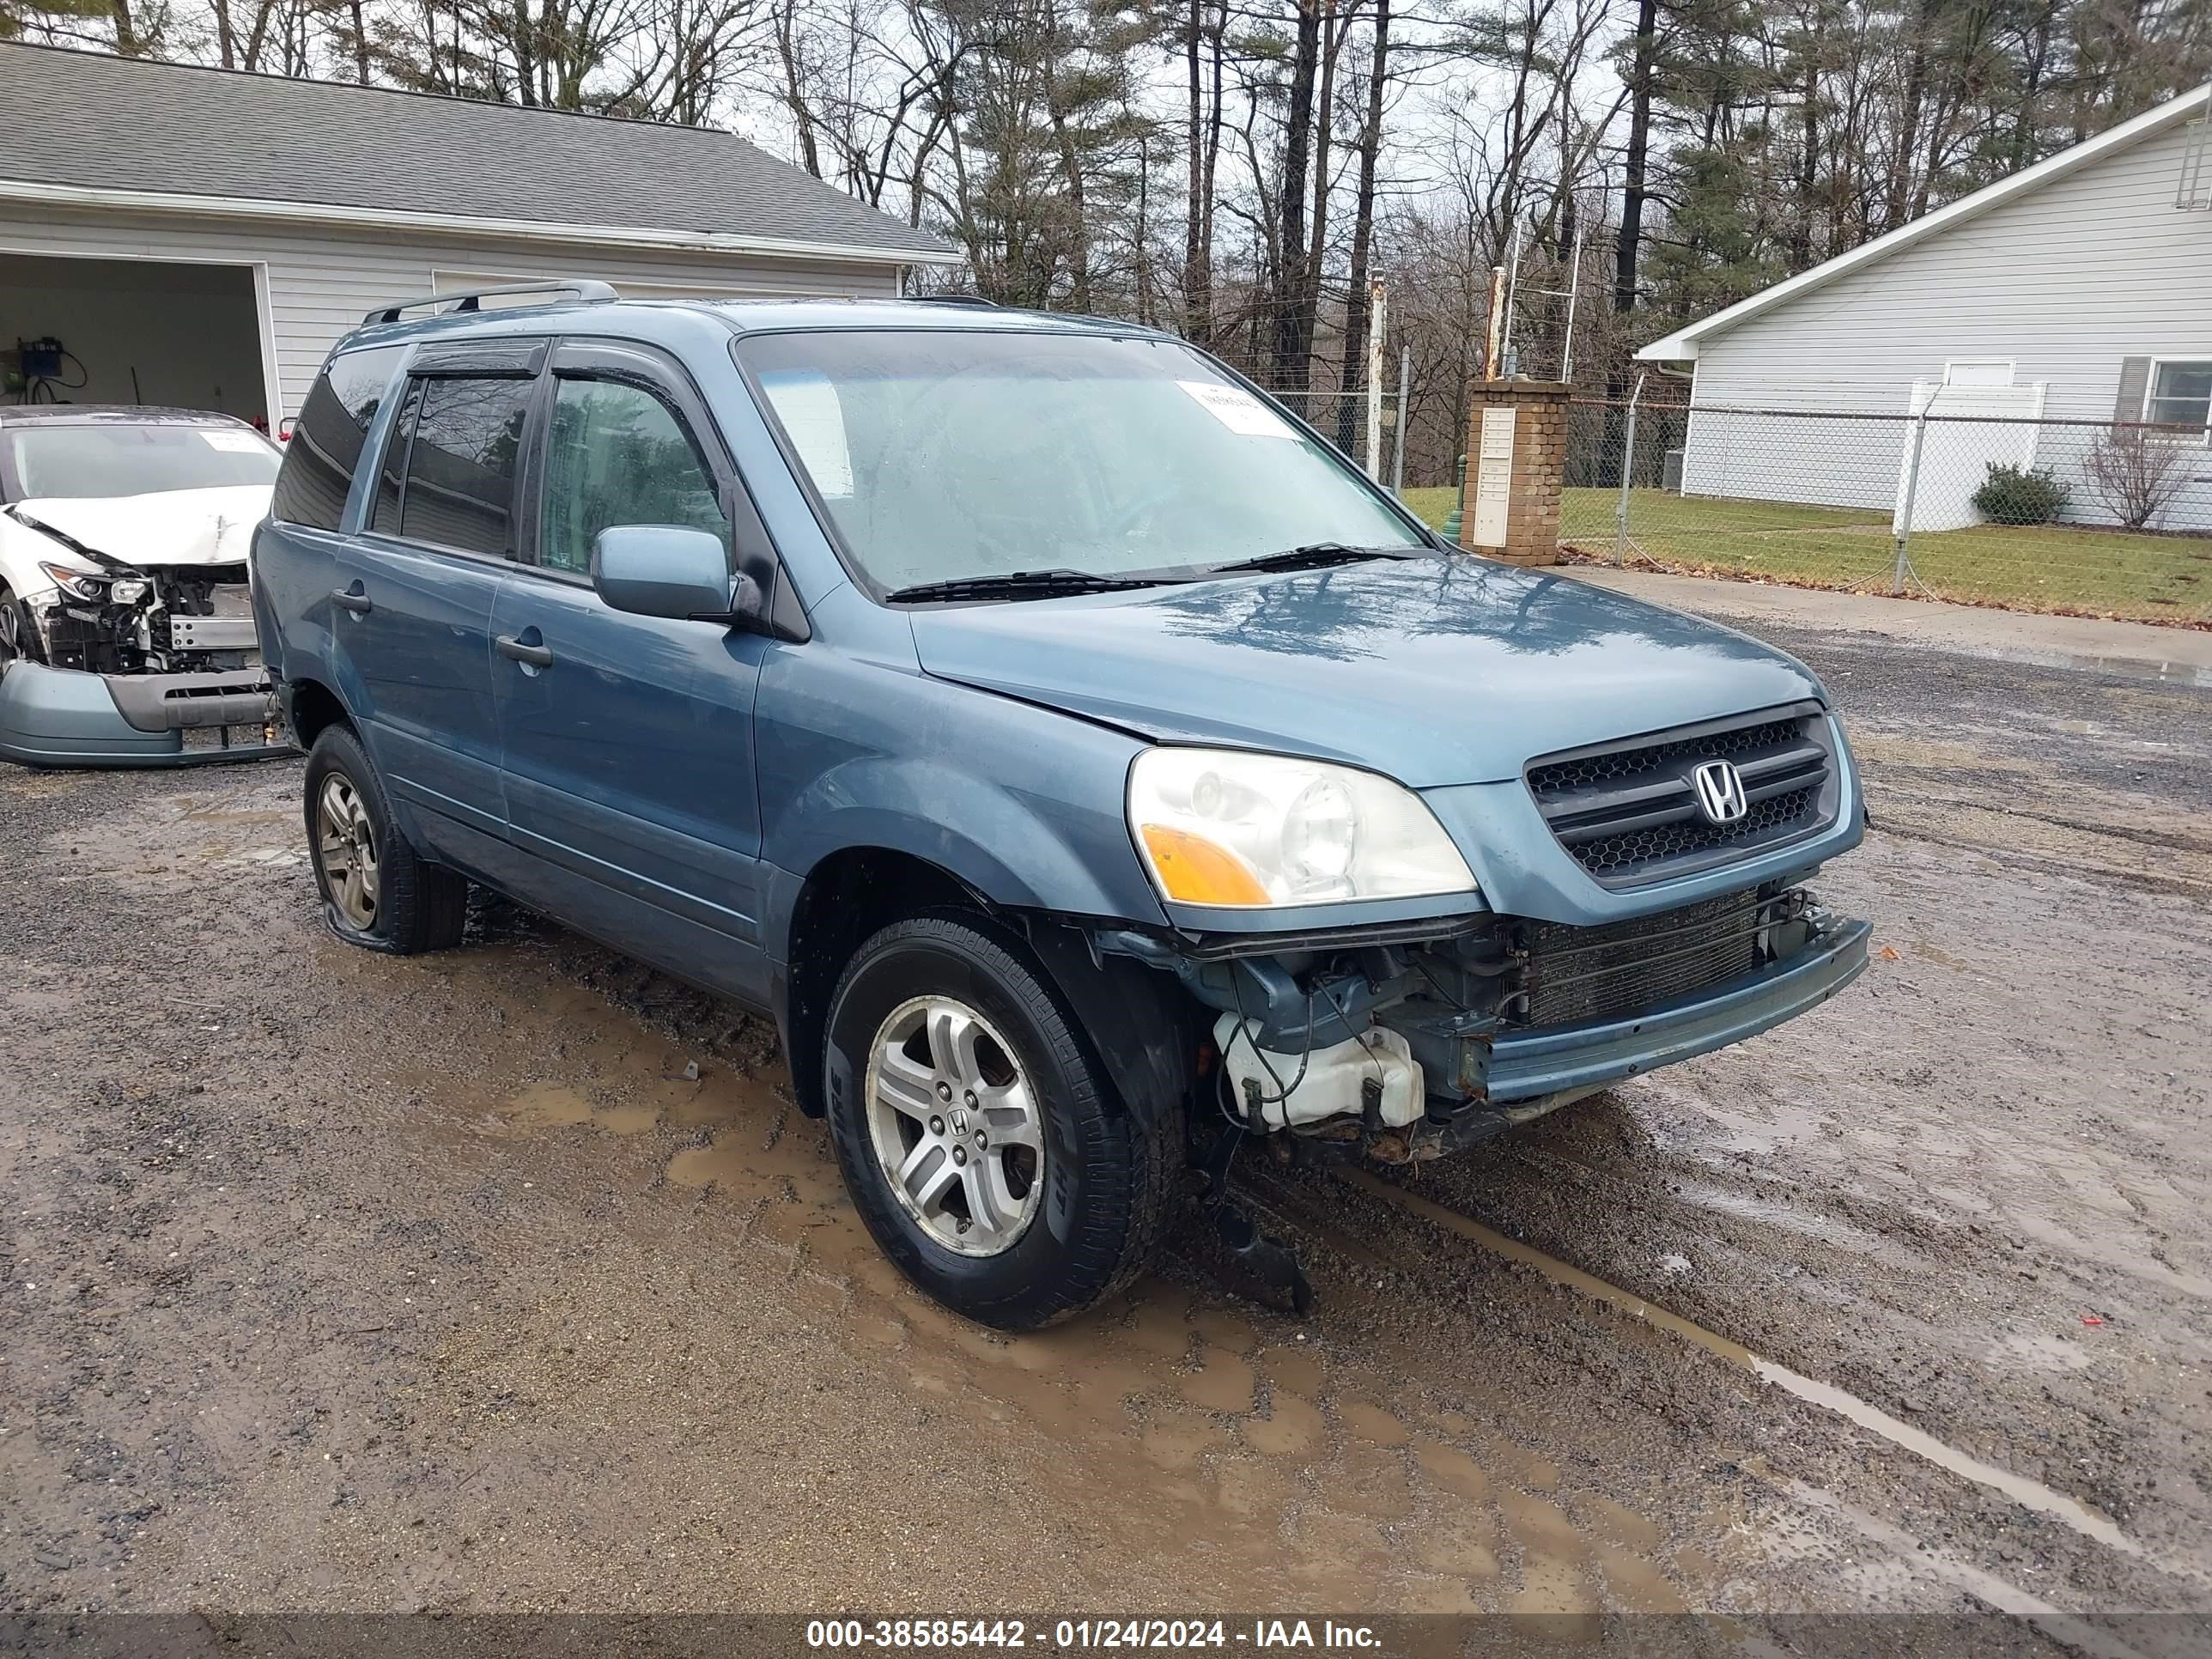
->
[1638,87,2212,533]
[0,45,959,427]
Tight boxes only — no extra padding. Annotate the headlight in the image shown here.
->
[37,561,106,602]
[1128,747,1476,908]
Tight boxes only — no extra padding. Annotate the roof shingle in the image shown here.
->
[0,43,952,261]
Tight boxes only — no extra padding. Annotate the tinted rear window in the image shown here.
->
[270,346,404,529]
[392,376,532,557]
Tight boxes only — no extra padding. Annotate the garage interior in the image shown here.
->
[0,251,267,424]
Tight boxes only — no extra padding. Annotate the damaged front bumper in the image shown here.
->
[1486,911,1869,1102]
[0,659,288,769]
[1373,907,1869,1160]
[1151,882,1870,1164]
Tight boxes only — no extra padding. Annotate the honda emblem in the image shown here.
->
[1691,759,1749,824]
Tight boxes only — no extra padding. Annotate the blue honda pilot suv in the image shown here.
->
[253,283,1870,1331]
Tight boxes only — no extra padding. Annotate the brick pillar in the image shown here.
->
[1457,380,1569,566]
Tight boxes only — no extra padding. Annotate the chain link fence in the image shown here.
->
[1560,395,2212,624]
[1247,384,1409,489]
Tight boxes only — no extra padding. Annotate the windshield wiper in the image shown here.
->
[886,568,1177,604]
[1206,542,1425,575]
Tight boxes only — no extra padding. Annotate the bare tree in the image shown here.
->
[1268,0,1323,390]
[2085,429,2188,530]
[1178,0,1225,343]
[1331,0,1388,450]
[17,0,2210,478]
[1613,0,1659,317]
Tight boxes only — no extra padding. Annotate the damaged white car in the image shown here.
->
[0,407,285,768]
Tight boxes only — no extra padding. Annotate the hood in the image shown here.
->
[9,485,270,572]
[908,559,1826,787]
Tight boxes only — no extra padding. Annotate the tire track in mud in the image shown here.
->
[1,779,1724,1616]
[1225,1155,2212,1624]
[428,981,1727,1617]
[1868,789,2212,896]
[1323,1168,2198,1579]
[8,627,2211,1619]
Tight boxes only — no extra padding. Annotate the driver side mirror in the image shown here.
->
[592,525,759,625]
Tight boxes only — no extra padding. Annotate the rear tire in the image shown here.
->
[303,724,466,955]
[823,915,1179,1332]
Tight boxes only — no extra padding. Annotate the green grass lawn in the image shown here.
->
[1401,486,2212,623]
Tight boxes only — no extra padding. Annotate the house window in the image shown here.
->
[2145,361,2212,433]
[1942,359,2014,387]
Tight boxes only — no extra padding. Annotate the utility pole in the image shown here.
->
[1559,216,1586,385]
[1499,222,1524,376]
[1364,276,1387,479]
[1483,265,1505,380]
[1392,344,1410,497]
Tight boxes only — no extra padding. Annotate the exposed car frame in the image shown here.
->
[0,406,288,769]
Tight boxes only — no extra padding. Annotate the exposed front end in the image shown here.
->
[0,556,283,769]
[1119,701,1871,1159]
[1193,882,1868,1162]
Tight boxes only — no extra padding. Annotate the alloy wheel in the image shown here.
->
[863,995,1045,1256]
[316,774,380,930]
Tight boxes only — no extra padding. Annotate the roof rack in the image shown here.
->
[910,294,999,307]
[362,279,619,326]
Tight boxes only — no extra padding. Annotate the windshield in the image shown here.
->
[7,423,282,501]
[735,330,1426,594]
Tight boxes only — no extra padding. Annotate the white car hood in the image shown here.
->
[8,484,271,570]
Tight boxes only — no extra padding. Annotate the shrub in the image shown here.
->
[1972,463,2070,526]
[2085,430,2185,531]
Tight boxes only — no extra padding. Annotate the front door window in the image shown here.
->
[540,378,731,575]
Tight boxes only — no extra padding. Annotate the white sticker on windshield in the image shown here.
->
[201,429,267,453]
[1177,380,1296,439]
[760,370,854,498]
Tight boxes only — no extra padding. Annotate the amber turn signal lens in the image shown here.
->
[1139,824,1273,907]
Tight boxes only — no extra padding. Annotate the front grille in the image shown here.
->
[1526,702,1838,887]
[1512,887,1796,1029]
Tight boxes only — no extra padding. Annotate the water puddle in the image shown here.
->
[1338,1168,2143,1559]
[1985,1328,2098,1375]
[2001,649,2212,690]
[2003,1207,2212,1303]
[1821,626,2212,690]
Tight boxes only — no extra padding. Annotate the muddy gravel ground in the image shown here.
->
[2,617,2209,1635]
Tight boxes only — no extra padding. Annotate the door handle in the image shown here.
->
[495,634,555,668]
[332,586,372,614]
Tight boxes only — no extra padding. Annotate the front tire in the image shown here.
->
[0,584,41,669]
[823,915,1179,1332]
[303,724,466,954]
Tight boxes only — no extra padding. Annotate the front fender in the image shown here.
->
[766,752,1164,925]
[755,636,1170,942]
